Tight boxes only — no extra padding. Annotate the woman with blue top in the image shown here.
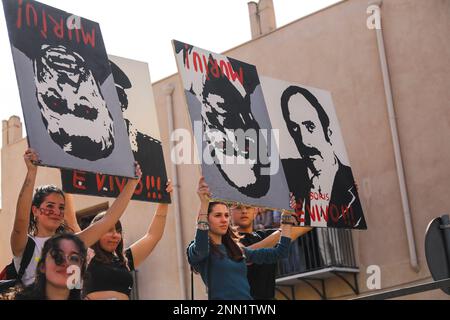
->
[187,177,296,300]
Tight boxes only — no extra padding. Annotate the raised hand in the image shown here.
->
[23,148,39,172]
[128,162,142,186]
[197,176,211,205]
[281,210,299,227]
[165,180,174,194]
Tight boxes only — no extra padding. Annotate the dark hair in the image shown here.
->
[281,85,331,143]
[208,202,244,262]
[13,233,87,300]
[89,212,128,268]
[29,185,69,236]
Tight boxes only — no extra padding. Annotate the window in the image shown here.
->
[76,202,109,230]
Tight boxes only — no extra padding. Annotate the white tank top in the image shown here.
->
[13,236,50,287]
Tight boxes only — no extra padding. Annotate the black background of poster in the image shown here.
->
[3,0,109,83]
[60,136,171,203]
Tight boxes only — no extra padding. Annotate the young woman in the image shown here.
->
[187,177,295,300]
[11,148,141,287]
[4,233,88,300]
[82,181,173,300]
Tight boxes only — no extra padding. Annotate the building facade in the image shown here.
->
[1,0,449,299]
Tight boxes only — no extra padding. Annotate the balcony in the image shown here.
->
[276,228,360,300]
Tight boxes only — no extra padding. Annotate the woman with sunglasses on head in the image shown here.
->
[10,148,141,288]
[2,233,88,300]
[187,177,294,300]
[82,181,173,300]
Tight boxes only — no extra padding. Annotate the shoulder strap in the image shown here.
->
[207,254,211,300]
[190,268,194,300]
[187,240,195,300]
[125,248,135,271]
[17,237,36,281]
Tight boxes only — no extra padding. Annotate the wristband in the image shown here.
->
[197,221,210,231]
[281,213,296,225]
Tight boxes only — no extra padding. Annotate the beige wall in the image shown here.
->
[154,0,450,299]
[1,0,449,300]
[0,137,184,300]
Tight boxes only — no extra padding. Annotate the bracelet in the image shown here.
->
[281,213,295,225]
[197,221,210,231]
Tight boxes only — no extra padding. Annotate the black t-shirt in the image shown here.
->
[240,229,278,300]
[83,248,135,297]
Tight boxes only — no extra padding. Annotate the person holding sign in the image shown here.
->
[187,177,293,300]
[82,181,173,300]
[231,204,312,300]
[9,148,141,288]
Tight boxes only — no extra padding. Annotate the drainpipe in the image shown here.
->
[164,83,188,298]
[369,0,419,272]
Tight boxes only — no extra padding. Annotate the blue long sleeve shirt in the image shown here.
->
[187,229,290,300]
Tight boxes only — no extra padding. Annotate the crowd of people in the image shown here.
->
[0,148,311,300]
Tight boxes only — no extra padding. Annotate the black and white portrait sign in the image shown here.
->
[261,76,367,229]
[61,56,171,203]
[2,0,135,177]
[173,40,291,210]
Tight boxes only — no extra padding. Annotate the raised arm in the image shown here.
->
[77,164,141,247]
[11,149,38,257]
[63,193,82,233]
[248,193,313,249]
[243,211,294,264]
[129,181,173,268]
[187,177,211,265]
[247,226,313,250]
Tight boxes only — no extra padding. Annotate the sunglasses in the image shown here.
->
[50,249,83,266]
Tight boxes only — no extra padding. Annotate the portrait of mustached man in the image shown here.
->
[281,85,365,229]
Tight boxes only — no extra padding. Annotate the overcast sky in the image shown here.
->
[0,0,341,136]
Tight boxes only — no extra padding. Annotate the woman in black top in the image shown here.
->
[83,181,173,300]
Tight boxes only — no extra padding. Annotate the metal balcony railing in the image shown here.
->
[275,228,359,299]
[277,228,358,277]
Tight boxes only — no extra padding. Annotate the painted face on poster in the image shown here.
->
[34,45,115,161]
[2,0,135,178]
[173,41,291,210]
[175,43,272,198]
